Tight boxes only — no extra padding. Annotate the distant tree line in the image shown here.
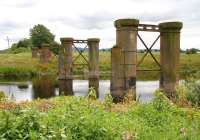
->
[185,48,199,54]
[10,24,60,54]
[99,47,200,54]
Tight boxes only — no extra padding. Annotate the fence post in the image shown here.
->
[87,38,100,97]
[59,38,74,95]
[159,22,183,98]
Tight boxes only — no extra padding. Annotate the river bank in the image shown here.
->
[0,52,200,80]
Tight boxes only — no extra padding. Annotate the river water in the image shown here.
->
[0,80,159,102]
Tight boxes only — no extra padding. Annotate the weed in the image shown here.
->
[0,91,7,102]
[104,92,113,111]
[87,87,97,100]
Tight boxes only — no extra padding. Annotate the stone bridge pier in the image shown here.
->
[159,22,183,98]
[111,18,183,101]
[58,38,73,95]
[88,38,100,97]
[111,19,139,102]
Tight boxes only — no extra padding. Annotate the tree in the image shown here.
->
[30,24,55,48]
[186,48,198,54]
[50,41,61,55]
[9,38,32,54]
[16,38,33,48]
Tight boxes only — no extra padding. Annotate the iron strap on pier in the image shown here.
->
[73,40,88,43]
[138,24,160,32]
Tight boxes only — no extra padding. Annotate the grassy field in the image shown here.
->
[0,52,199,80]
[0,53,57,80]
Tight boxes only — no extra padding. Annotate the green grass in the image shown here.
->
[0,52,200,80]
[0,92,200,139]
[0,53,57,80]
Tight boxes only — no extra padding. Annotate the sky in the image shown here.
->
[0,0,199,50]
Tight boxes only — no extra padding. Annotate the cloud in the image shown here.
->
[0,0,38,8]
[0,21,22,32]
[0,0,200,50]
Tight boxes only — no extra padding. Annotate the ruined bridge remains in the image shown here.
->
[58,18,183,101]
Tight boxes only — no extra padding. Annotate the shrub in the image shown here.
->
[0,91,6,102]
[175,79,200,107]
[104,92,113,111]
[10,47,31,54]
[184,79,200,106]
[87,87,97,100]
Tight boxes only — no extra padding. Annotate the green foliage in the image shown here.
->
[0,91,6,102]
[9,39,32,54]
[124,89,136,103]
[87,87,97,100]
[0,109,41,139]
[183,79,200,106]
[30,24,55,48]
[0,67,37,79]
[186,48,199,54]
[104,92,113,111]
[49,41,60,55]
[0,96,200,139]
[15,38,33,48]
[0,53,58,80]
[152,90,171,112]
[10,47,30,54]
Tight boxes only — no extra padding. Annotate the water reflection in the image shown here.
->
[58,80,74,96]
[32,75,57,99]
[0,78,159,102]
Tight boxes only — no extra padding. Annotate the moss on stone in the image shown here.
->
[60,38,74,42]
[159,22,183,30]
[114,19,139,28]
[87,38,100,42]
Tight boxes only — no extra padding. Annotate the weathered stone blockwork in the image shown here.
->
[159,22,183,98]
[58,38,100,96]
[111,18,183,101]
[40,44,52,63]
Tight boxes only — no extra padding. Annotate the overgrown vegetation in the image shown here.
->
[0,90,199,140]
[175,78,200,107]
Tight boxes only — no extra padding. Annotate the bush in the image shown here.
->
[9,47,31,54]
[87,87,97,100]
[0,91,6,102]
[175,79,200,107]
[50,41,60,55]
[186,48,198,54]
[184,79,200,106]
[0,67,37,79]
[15,38,33,48]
